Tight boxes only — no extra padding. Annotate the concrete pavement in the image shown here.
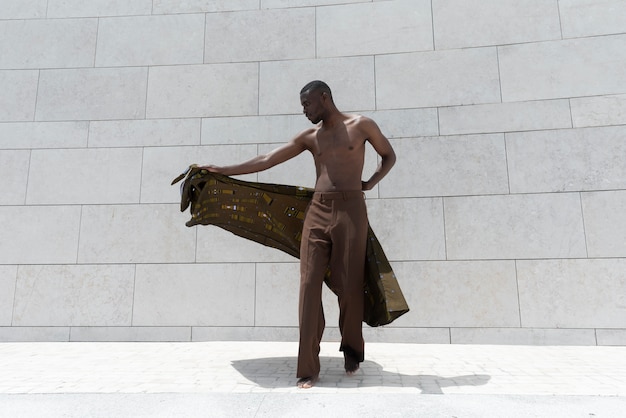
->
[1,341,625,417]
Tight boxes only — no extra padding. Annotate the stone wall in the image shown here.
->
[1,0,625,345]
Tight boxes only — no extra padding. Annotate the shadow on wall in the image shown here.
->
[231,356,490,394]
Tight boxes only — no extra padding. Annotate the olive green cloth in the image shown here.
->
[172,165,409,327]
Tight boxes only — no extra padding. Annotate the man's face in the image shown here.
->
[300,90,324,124]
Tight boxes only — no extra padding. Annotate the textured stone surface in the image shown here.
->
[1,0,625,344]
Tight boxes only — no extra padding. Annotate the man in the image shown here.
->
[201,80,396,388]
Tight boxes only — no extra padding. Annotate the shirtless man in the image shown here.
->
[201,80,396,388]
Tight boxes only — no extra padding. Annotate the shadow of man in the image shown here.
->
[231,356,490,394]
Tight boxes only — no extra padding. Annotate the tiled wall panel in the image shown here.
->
[317,0,433,57]
[0,19,97,69]
[89,119,201,148]
[27,148,143,204]
[0,266,17,326]
[12,265,135,326]
[506,126,626,194]
[0,150,30,204]
[0,122,88,149]
[152,0,258,14]
[433,0,561,49]
[376,48,501,109]
[439,100,571,136]
[571,94,626,128]
[133,263,255,326]
[559,0,626,38]
[0,70,38,121]
[46,0,153,18]
[36,68,148,121]
[0,0,47,19]
[499,35,626,102]
[146,64,258,118]
[582,191,626,258]
[517,259,626,328]
[1,0,625,344]
[445,194,587,260]
[205,9,315,63]
[0,206,81,264]
[382,135,509,198]
[388,261,520,328]
[96,14,205,67]
[77,204,196,264]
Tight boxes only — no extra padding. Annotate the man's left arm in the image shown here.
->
[360,117,396,191]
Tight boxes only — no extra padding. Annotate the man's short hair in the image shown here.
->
[300,80,332,99]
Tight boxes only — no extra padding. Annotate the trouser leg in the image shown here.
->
[297,200,330,378]
[327,196,368,363]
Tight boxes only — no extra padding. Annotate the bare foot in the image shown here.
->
[344,354,360,375]
[297,376,319,389]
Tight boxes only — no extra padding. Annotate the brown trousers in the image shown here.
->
[297,191,368,378]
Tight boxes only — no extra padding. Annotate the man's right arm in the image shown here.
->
[200,131,310,176]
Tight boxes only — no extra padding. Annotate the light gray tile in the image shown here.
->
[0,150,29,204]
[0,70,38,121]
[141,144,258,204]
[571,94,626,128]
[13,265,135,326]
[560,0,626,38]
[597,329,626,346]
[499,35,626,102]
[262,0,369,7]
[0,0,47,19]
[146,64,258,118]
[191,326,299,342]
[70,326,191,342]
[387,261,520,328]
[254,263,299,327]
[582,191,626,258]
[78,204,196,263]
[196,225,296,264]
[507,126,626,193]
[47,0,152,17]
[451,328,597,346]
[381,134,508,198]
[36,68,148,121]
[317,0,432,58]
[133,263,256,326]
[27,148,142,204]
[0,19,97,69]
[259,57,375,115]
[153,0,258,14]
[445,193,587,260]
[367,198,445,261]
[376,48,500,109]
[204,9,314,63]
[517,259,626,328]
[201,115,311,145]
[439,100,571,136]
[433,0,560,49]
[361,108,439,139]
[0,327,69,342]
[96,14,204,67]
[0,122,88,149]
[0,206,81,264]
[363,327,450,344]
[89,119,200,148]
[0,266,17,326]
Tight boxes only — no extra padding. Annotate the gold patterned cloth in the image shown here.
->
[172,165,409,327]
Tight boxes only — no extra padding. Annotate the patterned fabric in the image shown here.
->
[172,165,409,326]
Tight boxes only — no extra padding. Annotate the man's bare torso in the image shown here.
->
[300,114,366,192]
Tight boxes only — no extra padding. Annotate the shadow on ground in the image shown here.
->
[231,356,490,394]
